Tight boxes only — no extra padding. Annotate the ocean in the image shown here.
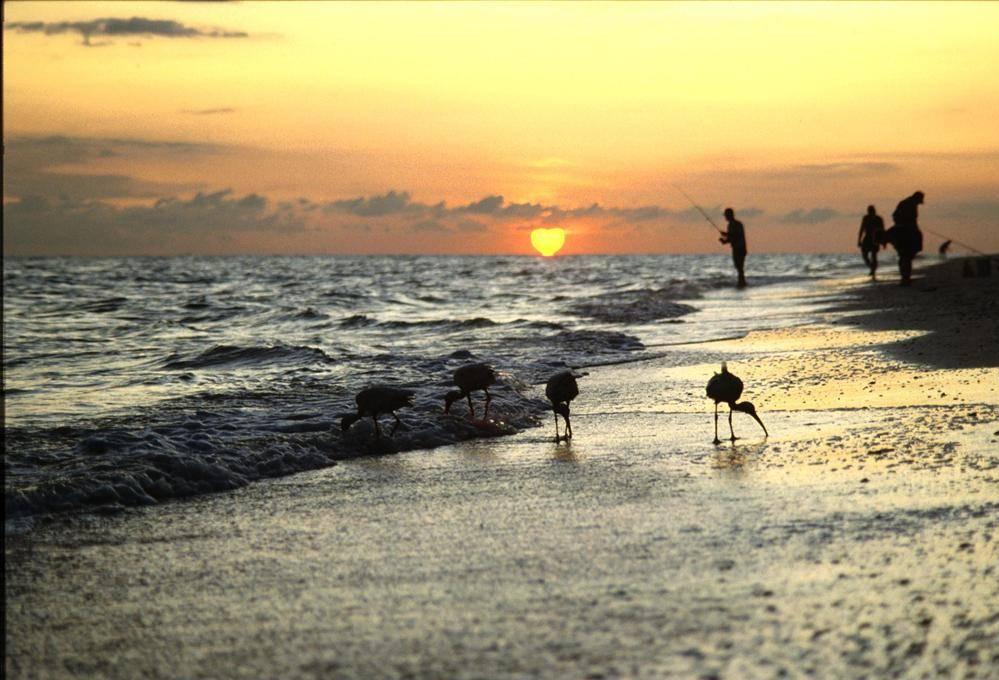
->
[3,254,858,521]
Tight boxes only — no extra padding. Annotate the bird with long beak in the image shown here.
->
[444,363,497,420]
[706,362,768,444]
[545,370,579,442]
[341,385,414,439]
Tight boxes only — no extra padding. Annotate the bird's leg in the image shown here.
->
[713,402,721,444]
[565,411,572,440]
[483,388,492,419]
[728,407,737,441]
[372,415,381,439]
[390,411,401,436]
[553,410,560,442]
[466,393,475,419]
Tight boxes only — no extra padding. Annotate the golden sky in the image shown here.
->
[4,1,999,255]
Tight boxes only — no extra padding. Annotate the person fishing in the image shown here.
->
[857,205,885,279]
[887,191,924,286]
[719,207,748,288]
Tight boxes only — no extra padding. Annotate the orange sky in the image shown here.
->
[4,1,999,255]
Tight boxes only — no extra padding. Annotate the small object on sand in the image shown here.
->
[444,363,497,419]
[545,370,579,443]
[341,385,414,439]
[706,362,768,444]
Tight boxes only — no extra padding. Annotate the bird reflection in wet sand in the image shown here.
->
[706,362,768,444]
[545,370,579,443]
[444,363,497,421]
[341,385,415,439]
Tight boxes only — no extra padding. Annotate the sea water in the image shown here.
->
[3,254,857,519]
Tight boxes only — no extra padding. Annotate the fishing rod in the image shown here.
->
[922,227,987,256]
[673,185,725,235]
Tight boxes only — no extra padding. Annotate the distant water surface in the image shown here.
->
[3,254,856,519]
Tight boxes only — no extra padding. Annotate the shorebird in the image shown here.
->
[545,370,579,442]
[341,385,414,438]
[706,362,768,444]
[444,363,497,419]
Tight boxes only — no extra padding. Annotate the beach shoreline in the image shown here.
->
[6,257,998,679]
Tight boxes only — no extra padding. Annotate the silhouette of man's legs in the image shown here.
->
[863,248,878,278]
[733,250,747,288]
[899,254,913,286]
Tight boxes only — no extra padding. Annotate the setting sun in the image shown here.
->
[530,228,566,257]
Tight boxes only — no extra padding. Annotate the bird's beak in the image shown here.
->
[750,411,768,437]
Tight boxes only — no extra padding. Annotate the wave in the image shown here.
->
[4,374,546,520]
[162,344,334,370]
[379,317,499,330]
[340,314,375,328]
[570,288,697,323]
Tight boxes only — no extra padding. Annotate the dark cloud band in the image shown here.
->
[6,17,248,45]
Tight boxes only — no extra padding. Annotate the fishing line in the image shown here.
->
[922,227,988,256]
[673,185,725,235]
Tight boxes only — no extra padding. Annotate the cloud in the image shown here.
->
[181,108,237,116]
[4,189,304,255]
[4,135,215,200]
[778,208,841,224]
[323,190,420,217]
[0,137,842,254]
[933,200,999,220]
[456,219,488,233]
[789,162,899,178]
[6,17,248,46]
[462,195,505,214]
[499,201,545,218]
[411,220,450,233]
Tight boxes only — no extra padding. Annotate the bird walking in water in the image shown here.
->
[444,363,497,420]
[341,385,414,439]
[545,370,579,442]
[706,362,768,444]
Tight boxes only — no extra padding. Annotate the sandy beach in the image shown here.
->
[6,258,998,679]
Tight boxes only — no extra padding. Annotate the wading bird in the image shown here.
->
[545,370,579,442]
[341,385,414,439]
[444,363,497,419]
[706,362,768,444]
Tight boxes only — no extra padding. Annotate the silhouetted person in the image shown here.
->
[719,207,748,288]
[888,191,924,286]
[938,240,952,258]
[856,205,885,279]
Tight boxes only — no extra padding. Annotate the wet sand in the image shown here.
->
[6,258,999,679]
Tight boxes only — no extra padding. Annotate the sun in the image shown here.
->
[530,228,566,257]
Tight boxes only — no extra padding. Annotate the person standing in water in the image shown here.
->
[719,207,748,288]
[889,191,924,286]
[857,205,885,279]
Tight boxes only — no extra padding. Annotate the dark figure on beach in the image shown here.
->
[719,208,748,288]
[706,362,768,444]
[341,385,415,439]
[886,191,924,286]
[857,205,885,279]
[545,371,579,443]
[938,240,952,258]
[444,363,497,419]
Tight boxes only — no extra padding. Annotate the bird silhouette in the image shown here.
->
[706,362,768,444]
[444,363,497,419]
[545,370,579,442]
[341,385,414,438]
